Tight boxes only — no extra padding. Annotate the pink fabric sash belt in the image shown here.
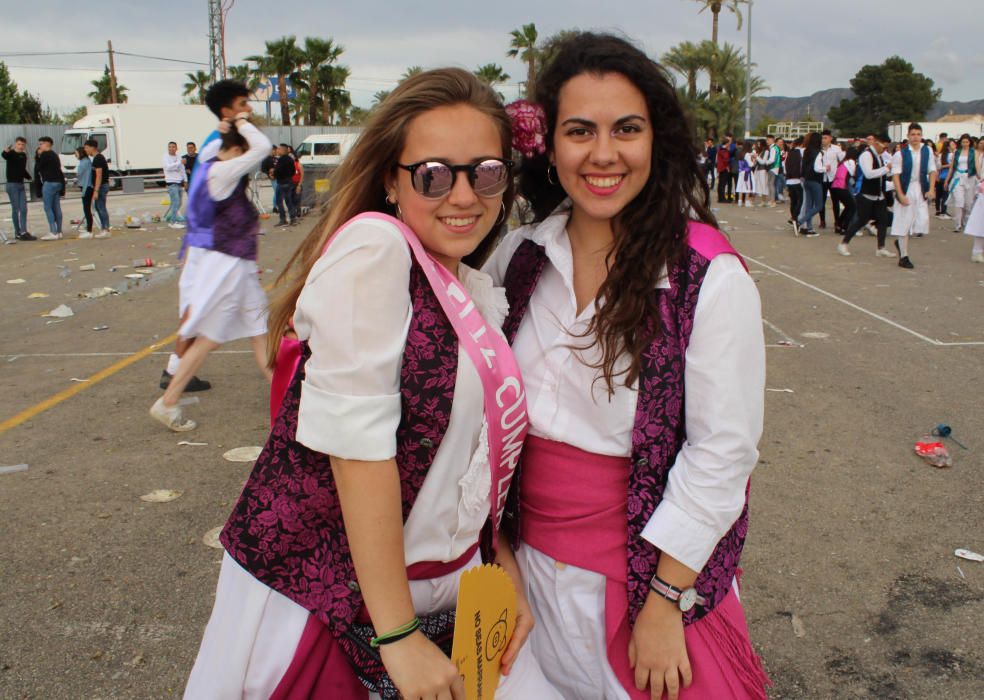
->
[271,542,480,700]
[519,436,770,700]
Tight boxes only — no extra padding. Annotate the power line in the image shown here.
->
[0,49,206,65]
[114,51,208,66]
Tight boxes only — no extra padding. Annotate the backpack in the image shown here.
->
[291,159,302,185]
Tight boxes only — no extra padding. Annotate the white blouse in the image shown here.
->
[293,216,509,565]
[484,204,765,573]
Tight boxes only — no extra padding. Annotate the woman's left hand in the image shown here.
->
[629,592,692,700]
[495,543,534,677]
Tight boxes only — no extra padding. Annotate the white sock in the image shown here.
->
[953,208,963,229]
[898,235,909,257]
[166,352,181,375]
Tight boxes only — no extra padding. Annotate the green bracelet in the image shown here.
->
[370,617,421,648]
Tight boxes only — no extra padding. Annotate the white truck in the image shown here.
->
[888,120,984,144]
[59,104,217,188]
[294,132,361,168]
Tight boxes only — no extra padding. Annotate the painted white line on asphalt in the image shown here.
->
[745,255,984,347]
[762,319,802,347]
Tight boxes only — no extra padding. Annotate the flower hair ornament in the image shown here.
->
[505,100,547,159]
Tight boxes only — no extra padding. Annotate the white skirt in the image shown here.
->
[963,193,984,238]
[178,250,268,344]
[754,170,770,196]
[185,552,562,699]
[949,174,978,210]
[891,184,931,236]
[736,171,757,195]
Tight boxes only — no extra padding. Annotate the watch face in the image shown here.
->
[679,587,698,612]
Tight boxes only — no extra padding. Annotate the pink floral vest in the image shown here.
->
[220,261,461,634]
[501,224,751,626]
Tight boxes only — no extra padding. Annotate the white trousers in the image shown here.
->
[892,184,930,236]
[185,552,562,699]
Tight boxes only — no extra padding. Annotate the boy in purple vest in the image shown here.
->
[891,123,937,269]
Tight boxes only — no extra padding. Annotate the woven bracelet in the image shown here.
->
[370,617,421,648]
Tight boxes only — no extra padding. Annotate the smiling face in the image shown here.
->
[551,72,652,230]
[167,142,178,156]
[387,103,505,273]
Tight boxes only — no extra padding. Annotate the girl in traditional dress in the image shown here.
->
[485,33,769,700]
[945,135,978,232]
[963,178,984,263]
[149,108,272,431]
[735,141,758,206]
[185,68,559,700]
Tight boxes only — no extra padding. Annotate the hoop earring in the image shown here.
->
[395,203,404,220]
[546,165,558,186]
[494,202,507,227]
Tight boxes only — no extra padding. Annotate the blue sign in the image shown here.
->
[267,77,296,101]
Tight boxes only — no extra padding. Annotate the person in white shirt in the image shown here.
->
[820,130,843,228]
[162,141,188,228]
[485,33,769,700]
[944,134,978,232]
[838,134,895,257]
[183,68,559,700]
[890,123,937,269]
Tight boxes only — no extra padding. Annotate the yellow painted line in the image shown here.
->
[0,333,177,435]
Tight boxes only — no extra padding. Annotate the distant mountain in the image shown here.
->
[753,89,984,127]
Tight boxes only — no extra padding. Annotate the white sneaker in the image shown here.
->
[149,397,197,432]
[937,213,951,220]
[865,224,877,237]
[39,232,63,241]
[77,231,93,240]
[876,248,895,257]
[836,243,851,256]
[167,222,186,229]
[94,230,111,239]
[972,253,984,263]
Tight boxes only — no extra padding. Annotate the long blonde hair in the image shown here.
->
[266,68,515,366]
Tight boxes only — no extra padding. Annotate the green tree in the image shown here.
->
[320,64,351,125]
[347,105,370,126]
[371,90,391,109]
[247,36,304,126]
[689,0,747,46]
[401,65,424,83]
[474,63,510,100]
[61,105,89,125]
[507,23,539,99]
[227,63,264,92]
[753,113,779,136]
[662,41,707,101]
[183,70,211,104]
[296,37,343,125]
[828,56,941,136]
[88,66,128,104]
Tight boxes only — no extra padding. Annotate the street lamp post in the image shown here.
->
[744,0,753,138]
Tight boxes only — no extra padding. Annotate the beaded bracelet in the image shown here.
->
[370,617,421,648]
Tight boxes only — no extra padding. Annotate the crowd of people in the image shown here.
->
[701,127,984,267]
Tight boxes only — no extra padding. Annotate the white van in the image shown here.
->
[294,133,360,167]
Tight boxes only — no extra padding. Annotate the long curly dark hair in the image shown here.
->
[518,32,715,393]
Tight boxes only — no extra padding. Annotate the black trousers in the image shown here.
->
[787,183,803,221]
[717,171,732,202]
[82,186,94,232]
[830,187,855,231]
[275,181,296,223]
[820,181,833,225]
[843,195,888,247]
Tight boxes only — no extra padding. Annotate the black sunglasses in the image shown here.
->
[397,158,514,199]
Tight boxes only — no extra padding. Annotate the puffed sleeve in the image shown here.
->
[640,254,765,572]
[293,218,413,460]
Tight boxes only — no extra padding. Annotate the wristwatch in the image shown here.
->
[650,575,707,613]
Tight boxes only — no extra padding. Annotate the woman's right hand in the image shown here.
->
[379,631,465,700]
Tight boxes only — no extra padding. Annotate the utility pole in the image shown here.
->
[107,40,119,103]
[744,0,753,138]
[208,0,227,83]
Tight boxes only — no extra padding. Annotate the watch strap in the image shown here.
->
[649,575,708,607]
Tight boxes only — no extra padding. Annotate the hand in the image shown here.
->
[379,631,465,700]
[927,191,935,202]
[216,120,231,135]
[897,195,910,207]
[233,111,251,124]
[494,546,534,676]
[629,593,692,700]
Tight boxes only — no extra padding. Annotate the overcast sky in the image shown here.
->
[4,0,982,116]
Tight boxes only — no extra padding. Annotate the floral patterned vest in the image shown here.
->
[220,261,460,634]
[502,237,750,626]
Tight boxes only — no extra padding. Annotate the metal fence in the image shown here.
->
[1,123,362,184]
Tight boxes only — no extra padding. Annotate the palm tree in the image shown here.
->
[401,65,424,83]
[227,63,264,93]
[661,42,707,101]
[474,63,510,99]
[183,70,211,104]
[690,0,747,46]
[288,88,310,125]
[371,90,391,109]
[507,23,539,99]
[246,36,304,126]
[297,37,343,125]
[320,64,351,125]
[88,66,128,104]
